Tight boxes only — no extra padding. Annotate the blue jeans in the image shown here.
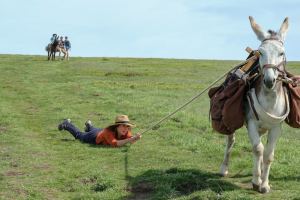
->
[64,123,102,144]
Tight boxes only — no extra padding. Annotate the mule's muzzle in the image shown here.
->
[262,64,280,89]
[264,77,276,89]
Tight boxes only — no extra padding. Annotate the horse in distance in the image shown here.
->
[46,36,60,60]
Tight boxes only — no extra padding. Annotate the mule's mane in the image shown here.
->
[262,29,283,43]
[268,30,277,36]
[267,30,281,41]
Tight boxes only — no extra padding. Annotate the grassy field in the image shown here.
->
[0,54,299,200]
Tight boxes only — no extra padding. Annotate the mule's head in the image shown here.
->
[249,16,289,90]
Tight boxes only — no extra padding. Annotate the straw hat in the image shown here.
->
[109,115,135,127]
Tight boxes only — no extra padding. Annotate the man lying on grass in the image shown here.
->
[58,115,141,147]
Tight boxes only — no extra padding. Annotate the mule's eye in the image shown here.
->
[279,52,284,56]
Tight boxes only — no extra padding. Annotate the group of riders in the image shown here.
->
[47,33,71,60]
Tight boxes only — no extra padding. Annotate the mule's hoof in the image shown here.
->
[219,171,228,177]
[252,182,261,192]
[260,186,270,194]
[219,165,228,177]
[219,170,228,177]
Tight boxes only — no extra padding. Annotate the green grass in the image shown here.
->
[0,54,300,200]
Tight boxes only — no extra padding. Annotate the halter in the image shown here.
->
[262,60,287,78]
[258,38,287,79]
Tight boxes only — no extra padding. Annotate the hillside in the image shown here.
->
[0,54,299,199]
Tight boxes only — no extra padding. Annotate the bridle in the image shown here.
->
[246,38,291,122]
[263,60,287,77]
[255,40,299,87]
[258,38,288,83]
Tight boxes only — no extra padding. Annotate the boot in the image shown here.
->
[58,119,71,131]
[84,120,93,132]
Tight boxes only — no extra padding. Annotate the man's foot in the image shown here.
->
[58,119,71,131]
[84,120,92,132]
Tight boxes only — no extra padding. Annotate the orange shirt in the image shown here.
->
[95,128,132,147]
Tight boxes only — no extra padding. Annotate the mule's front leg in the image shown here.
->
[247,120,264,191]
[220,134,235,176]
[261,126,281,193]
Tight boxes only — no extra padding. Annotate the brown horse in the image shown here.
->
[46,37,60,60]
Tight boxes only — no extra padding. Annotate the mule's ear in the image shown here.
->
[278,17,289,42]
[249,16,267,41]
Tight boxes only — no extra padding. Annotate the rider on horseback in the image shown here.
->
[50,34,58,44]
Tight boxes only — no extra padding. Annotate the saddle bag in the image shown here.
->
[208,75,246,135]
[285,83,300,128]
[208,48,259,135]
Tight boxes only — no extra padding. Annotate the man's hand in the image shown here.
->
[130,133,142,143]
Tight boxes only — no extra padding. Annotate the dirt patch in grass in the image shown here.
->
[13,187,29,199]
[126,182,154,200]
[80,176,97,185]
[40,188,58,200]
[5,171,25,176]
[80,176,112,193]
[34,164,52,171]
[104,72,145,77]
[0,125,7,133]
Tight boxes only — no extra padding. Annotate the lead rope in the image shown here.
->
[137,46,261,135]
[138,65,240,135]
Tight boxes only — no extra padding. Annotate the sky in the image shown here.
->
[0,0,299,60]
